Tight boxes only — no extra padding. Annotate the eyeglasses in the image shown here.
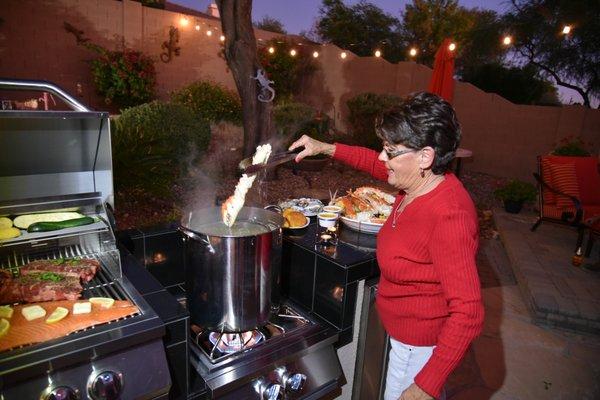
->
[383,146,415,160]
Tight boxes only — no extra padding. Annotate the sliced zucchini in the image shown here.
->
[0,217,12,229]
[27,217,95,233]
[14,212,85,229]
[0,227,21,240]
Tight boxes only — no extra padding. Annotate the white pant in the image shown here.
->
[384,337,445,400]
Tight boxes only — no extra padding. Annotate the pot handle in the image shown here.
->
[264,204,282,214]
[178,226,216,254]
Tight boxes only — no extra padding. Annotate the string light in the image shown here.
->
[374,50,382,57]
[290,49,297,56]
[340,51,347,59]
[268,47,275,54]
[312,51,319,58]
[448,42,457,51]
[220,35,226,42]
[562,25,571,35]
[195,25,200,31]
[180,17,189,27]
[206,30,213,36]
[502,35,512,45]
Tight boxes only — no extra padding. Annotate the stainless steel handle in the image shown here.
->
[0,79,90,111]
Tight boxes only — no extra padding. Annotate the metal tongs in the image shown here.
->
[238,150,300,175]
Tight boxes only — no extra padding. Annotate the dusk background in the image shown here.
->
[168,0,584,105]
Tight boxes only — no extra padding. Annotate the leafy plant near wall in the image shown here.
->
[258,38,318,102]
[552,136,592,157]
[346,92,402,150]
[111,101,211,196]
[171,80,242,125]
[64,23,156,109]
[273,101,336,159]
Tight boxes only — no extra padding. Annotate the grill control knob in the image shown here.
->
[43,386,80,400]
[88,370,123,400]
[285,373,307,393]
[261,383,284,400]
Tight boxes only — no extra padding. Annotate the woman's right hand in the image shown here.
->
[288,135,336,163]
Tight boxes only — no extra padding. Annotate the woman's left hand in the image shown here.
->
[399,383,434,400]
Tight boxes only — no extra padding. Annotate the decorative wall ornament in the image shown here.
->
[160,26,180,63]
[252,69,275,102]
[64,21,90,44]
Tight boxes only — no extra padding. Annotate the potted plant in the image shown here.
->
[494,180,537,213]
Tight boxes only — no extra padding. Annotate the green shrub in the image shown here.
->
[274,102,316,138]
[258,38,318,102]
[273,102,335,158]
[552,136,591,157]
[89,47,156,109]
[171,81,242,125]
[112,101,211,196]
[494,180,537,203]
[346,92,402,150]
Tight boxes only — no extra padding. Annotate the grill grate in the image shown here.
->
[0,245,130,302]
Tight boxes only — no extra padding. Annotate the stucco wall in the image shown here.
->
[1,0,598,182]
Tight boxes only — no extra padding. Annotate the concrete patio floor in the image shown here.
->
[447,209,600,400]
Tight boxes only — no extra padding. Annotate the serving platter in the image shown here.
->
[340,216,384,234]
[278,198,324,217]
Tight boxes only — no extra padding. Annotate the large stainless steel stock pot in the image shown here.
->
[180,207,284,332]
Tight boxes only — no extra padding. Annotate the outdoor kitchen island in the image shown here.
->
[122,216,380,400]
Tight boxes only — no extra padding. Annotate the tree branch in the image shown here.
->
[516,46,590,107]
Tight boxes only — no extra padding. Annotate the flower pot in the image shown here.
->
[503,200,523,214]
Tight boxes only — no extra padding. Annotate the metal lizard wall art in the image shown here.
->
[253,69,275,102]
[161,26,181,63]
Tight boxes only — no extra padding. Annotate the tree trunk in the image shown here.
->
[216,0,274,157]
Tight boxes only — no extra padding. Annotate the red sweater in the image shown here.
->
[334,144,484,399]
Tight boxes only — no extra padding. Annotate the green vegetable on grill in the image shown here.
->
[27,217,95,233]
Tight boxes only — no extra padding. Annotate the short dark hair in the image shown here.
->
[375,92,461,174]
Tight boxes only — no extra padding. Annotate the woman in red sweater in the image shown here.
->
[289,92,484,400]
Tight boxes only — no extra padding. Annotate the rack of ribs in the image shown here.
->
[0,258,100,304]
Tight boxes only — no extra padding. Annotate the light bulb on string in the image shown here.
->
[312,51,319,58]
[206,30,213,37]
[374,50,381,58]
[180,17,189,27]
[195,24,200,31]
[448,42,456,52]
[268,47,275,54]
[562,25,571,35]
[290,49,297,56]
[502,35,512,45]
[220,35,225,42]
[409,48,418,57]
[340,51,347,59]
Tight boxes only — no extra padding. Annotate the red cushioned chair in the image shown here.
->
[531,155,600,253]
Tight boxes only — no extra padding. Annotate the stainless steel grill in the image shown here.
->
[0,79,170,400]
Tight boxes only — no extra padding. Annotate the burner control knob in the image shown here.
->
[43,386,80,400]
[261,383,284,400]
[285,373,307,393]
[88,370,123,400]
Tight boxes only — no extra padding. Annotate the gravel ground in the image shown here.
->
[115,158,513,240]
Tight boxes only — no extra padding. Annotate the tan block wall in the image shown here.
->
[1,0,598,182]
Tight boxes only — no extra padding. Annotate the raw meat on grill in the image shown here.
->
[0,273,82,304]
[19,258,100,282]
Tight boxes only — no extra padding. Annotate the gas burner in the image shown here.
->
[208,330,265,354]
[190,304,314,364]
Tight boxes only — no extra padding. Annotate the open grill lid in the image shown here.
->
[0,79,114,208]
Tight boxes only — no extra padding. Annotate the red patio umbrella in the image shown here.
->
[428,38,456,103]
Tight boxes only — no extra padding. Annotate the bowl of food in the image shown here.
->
[282,208,309,230]
[332,186,395,234]
[278,198,324,217]
[317,212,338,228]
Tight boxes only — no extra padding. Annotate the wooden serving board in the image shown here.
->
[0,300,138,352]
